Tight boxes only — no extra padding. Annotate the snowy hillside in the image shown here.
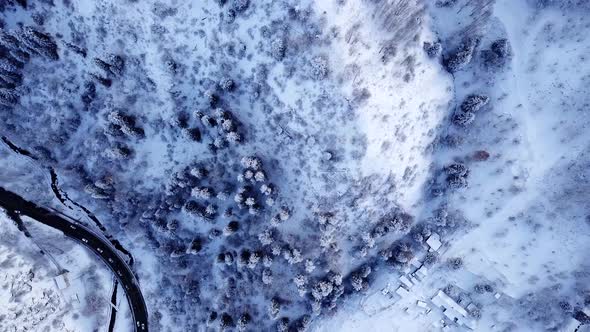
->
[0,0,588,331]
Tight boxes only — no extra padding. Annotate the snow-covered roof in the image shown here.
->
[395,286,410,298]
[399,275,413,288]
[426,233,442,251]
[416,266,429,279]
[53,274,69,290]
[431,290,468,317]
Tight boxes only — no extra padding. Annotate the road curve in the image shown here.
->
[0,187,148,332]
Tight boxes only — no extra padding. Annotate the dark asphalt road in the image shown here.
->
[0,187,148,332]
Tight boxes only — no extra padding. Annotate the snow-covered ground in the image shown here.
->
[0,211,123,332]
[0,0,589,331]
[314,0,590,331]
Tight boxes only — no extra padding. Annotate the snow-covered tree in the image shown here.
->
[258,228,274,245]
[223,221,239,236]
[445,163,468,176]
[460,94,490,113]
[423,41,442,58]
[444,38,477,73]
[446,174,468,189]
[269,298,280,319]
[452,111,476,126]
[262,268,273,284]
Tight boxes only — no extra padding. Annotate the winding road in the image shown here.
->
[0,187,148,332]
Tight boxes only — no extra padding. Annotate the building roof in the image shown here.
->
[426,233,442,251]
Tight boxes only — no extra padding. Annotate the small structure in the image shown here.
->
[399,275,413,289]
[415,266,429,280]
[431,290,477,330]
[53,273,69,290]
[395,286,410,298]
[417,300,429,309]
[426,233,442,251]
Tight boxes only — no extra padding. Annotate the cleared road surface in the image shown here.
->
[0,187,148,332]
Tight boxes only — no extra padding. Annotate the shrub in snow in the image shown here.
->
[262,254,273,267]
[270,214,281,226]
[220,313,233,329]
[213,137,226,149]
[0,57,20,74]
[245,197,256,206]
[234,192,245,204]
[271,244,281,256]
[17,27,59,60]
[491,39,510,58]
[152,2,178,18]
[238,249,251,268]
[445,163,468,176]
[305,259,315,273]
[293,274,308,288]
[232,0,249,12]
[482,38,511,68]
[311,281,333,300]
[254,170,266,182]
[243,169,254,181]
[207,312,218,326]
[423,41,442,58]
[107,110,144,139]
[0,70,22,86]
[424,252,439,266]
[237,313,251,331]
[277,318,289,332]
[94,57,111,73]
[220,118,235,132]
[266,197,275,207]
[387,213,413,233]
[278,206,290,221]
[0,88,18,106]
[187,238,202,254]
[271,38,286,61]
[258,228,274,245]
[461,94,490,113]
[269,298,280,319]
[248,251,261,268]
[192,186,214,199]
[351,274,365,292]
[447,257,463,270]
[0,31,21,52]
[262,269,273,284]
[446,174,468,189]
[104,146,132,160]
[260,184,273,195]
[328,271,343,286]
[241,156,262,170]
[183,200,205,217]
[452,111,475,126]
[81,81,96,105]
[183,127,201,141]
[223,221,239,235]
[444,38,477,73]
[436,0,458,7]
[226,131,242,143]
[283,247,302,264]
[10,49,30,64]
[309,56,329,80]
[106,54,124,76]
[391,243,413,264]
[206,204,217,218]
[219,77,235,91]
